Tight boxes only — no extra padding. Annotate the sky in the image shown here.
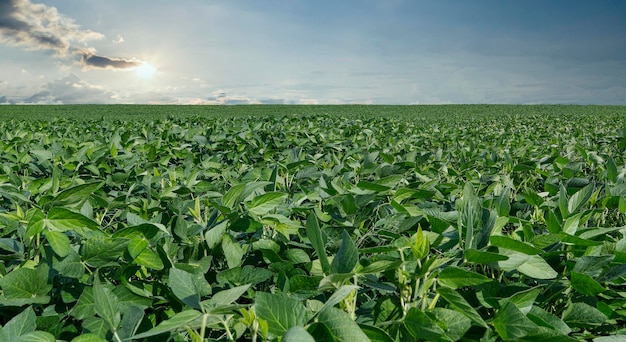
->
[0,0,625,105]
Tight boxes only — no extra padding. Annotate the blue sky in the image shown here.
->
[1,0,625,104]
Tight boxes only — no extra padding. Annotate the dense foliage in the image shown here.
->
[0,105,625,341]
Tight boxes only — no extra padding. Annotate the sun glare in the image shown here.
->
[135,62,157,79]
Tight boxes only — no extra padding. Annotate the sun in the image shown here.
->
[134,62,157,79]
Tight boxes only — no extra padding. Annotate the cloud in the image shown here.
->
[0,0,103,53]
[0,0,143,71]
[22,73,118,104]
[76,49,142,70]
[112,34,124,44]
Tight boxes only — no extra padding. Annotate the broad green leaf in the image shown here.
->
[357,260,402,274]
[133,248,164,270]
[330,230,358,274]
[490,235,542,255]
[315,307,370,341]
[606,156,618,183]
[517,255,558,279]
[169,267,201,309]
[572,255,614,277]
[82,317,108,338]
[93,271,121,331]
[71,333,107,342]
[81,237,129,267]
[306,214,329,274]
[411,226,429,259]
[358,324,395,342]
[493,301,539,340]
[0,306,36,339]
[567,183,594,214]
[430,308,472,341]
[283,326,316,342]
[465,249,508,263]
[131,310,203,339]
[562,302,607,327]
[438,266,491,289]
[247,192,287,215]
[527,306,571,335]
[570,271,605,296]
[255,292,308,337]
[25,208,45,241]
[320,285,359,313]
[16,331,56,342]
[457,182,481,251]
[404,307,444,340]
[46,207,100,234]
[506,288,540,314]
[437,287,487,327]
[0,266,52,301]
[206,284,251,306]
[222,183,247,209]
[48,181,104,208]
[43,230,70,257]
[71,287,95,320]
[221,235,244,269]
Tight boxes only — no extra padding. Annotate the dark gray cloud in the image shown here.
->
[77,50,142,70]
[0,0,142,70]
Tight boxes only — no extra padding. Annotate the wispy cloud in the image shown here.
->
[0,0,145,71]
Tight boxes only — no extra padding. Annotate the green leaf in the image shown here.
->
[222,183,247,209]
[45,207,100,235]
[315,307,370,341]
[247,192,287,215]
[430,308,472,341]
[71,333,108,342]
[25,208,45,241]
[221,235,244,269]
[568,183,594,214]
[93,271,121,331]
[572,255,614,277]
[169,267,201,309]
[358,324,395,342]
[0,306,36,339]
[465,249,508,263]
[438,267,492,289]
[71,287,95,320]
[506,288,540,314]
[320,285,359,313]
[131,310,203,339]
[48,181,104,208]
[206,284,251,306]
[0,266,52,301]
[437,287,487,327]
[133,248,164,270]
[562,302,607,327]
[411,226,429,259]
[493,301,539,340]
[283,326,316,342]
[16,331,56,342]
[255,292,308,338]
[306,214,329,275]
[404,307,444,340]
[81,237,129,267]
[606,156,618,183]
[457,182,481,251]
[43,230,70,257]
[330,230,358,274]
[517,255,558,279]
[527,306,571,335]
[570,271,605,296]
[490,235,542,255]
